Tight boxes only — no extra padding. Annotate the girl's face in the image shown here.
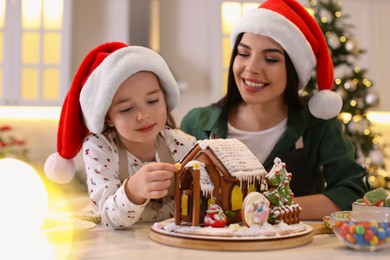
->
[106,71,167,146]
[233,33,287,107]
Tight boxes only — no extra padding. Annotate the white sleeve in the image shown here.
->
[162,127,196,162]
[82,133,148,229]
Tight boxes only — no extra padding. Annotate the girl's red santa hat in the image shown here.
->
[230,0,342,120]
[44,42,180,184]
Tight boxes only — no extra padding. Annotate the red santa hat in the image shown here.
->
[230,0,342,119]
[44,42,179,184]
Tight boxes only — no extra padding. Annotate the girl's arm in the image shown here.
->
[83,134,147,229]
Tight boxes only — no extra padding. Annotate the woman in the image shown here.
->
[180,0,369,220]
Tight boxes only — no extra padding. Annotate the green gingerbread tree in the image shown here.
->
[263,157,296,223]
[304,0,389,190]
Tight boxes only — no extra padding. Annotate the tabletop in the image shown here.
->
[47,221,390,260]
[14,194,385,260]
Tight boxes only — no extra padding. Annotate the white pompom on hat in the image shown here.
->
[230,0,342,120]
[44,42,180,184]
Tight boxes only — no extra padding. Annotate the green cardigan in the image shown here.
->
[180,104,369,210]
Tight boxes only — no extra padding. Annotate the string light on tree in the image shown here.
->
[307,0,389,189]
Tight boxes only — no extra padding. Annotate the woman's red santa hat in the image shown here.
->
[230,0,342,119]
[44,42,179,184]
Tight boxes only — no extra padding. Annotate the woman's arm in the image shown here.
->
[293,194,340,220]
[304,118,369,211]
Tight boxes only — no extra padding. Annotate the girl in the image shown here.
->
[180,0,369,220]
[45,42,196,229]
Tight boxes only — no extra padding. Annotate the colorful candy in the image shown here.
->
[334,220,390,247]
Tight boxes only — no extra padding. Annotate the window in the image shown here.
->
[220,2,258,94]
[0,0,71,106]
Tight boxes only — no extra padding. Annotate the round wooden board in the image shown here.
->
[149,227,314,251]
[310,223,333,235]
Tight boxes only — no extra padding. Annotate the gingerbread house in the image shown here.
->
[174,139,268,226]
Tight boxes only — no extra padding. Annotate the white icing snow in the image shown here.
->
[155,219,308,238]
[184,160,215,197]
[196,139,267,181]
[266,157,286,179]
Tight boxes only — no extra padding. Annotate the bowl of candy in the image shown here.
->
[330,210,390,251]
[352,187,390,214]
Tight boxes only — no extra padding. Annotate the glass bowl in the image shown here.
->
[352,202,390,214]
[330,211,390,251]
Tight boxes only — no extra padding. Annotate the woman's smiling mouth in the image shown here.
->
[243,79,267,90]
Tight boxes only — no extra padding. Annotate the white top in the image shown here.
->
[82,126,196,229]
[227,118,287,164]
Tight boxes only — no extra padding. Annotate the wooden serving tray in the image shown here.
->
[149,222,314,251]
[310,222,333,235]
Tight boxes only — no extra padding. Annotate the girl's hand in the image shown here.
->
[124,162,178,205]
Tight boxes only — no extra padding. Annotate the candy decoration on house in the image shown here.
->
[306,0,389,189]
[204,203,227,228]
[242,192,270,227]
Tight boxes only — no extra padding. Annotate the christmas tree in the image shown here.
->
[263,158,298,223]
[304,0,389,189]
[263,157,294,208]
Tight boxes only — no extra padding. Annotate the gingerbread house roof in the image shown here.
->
[189,139,267,183]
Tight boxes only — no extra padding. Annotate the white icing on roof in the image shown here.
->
[196,139,267,182]
[184,160,215,197]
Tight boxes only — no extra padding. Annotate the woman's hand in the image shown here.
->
[124,162,178,205]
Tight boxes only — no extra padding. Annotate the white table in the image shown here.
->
[48,222,390,260]
[35,194,388,260]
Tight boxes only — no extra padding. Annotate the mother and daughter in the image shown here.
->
[44,0,368,229]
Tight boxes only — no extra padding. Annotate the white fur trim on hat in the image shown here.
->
[80,46,179,134]
[230,8,316,90]
[308,90,343,120]
[44,152,76,184]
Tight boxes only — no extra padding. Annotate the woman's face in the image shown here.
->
[106,71,167,146]
[233,33,287,106]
